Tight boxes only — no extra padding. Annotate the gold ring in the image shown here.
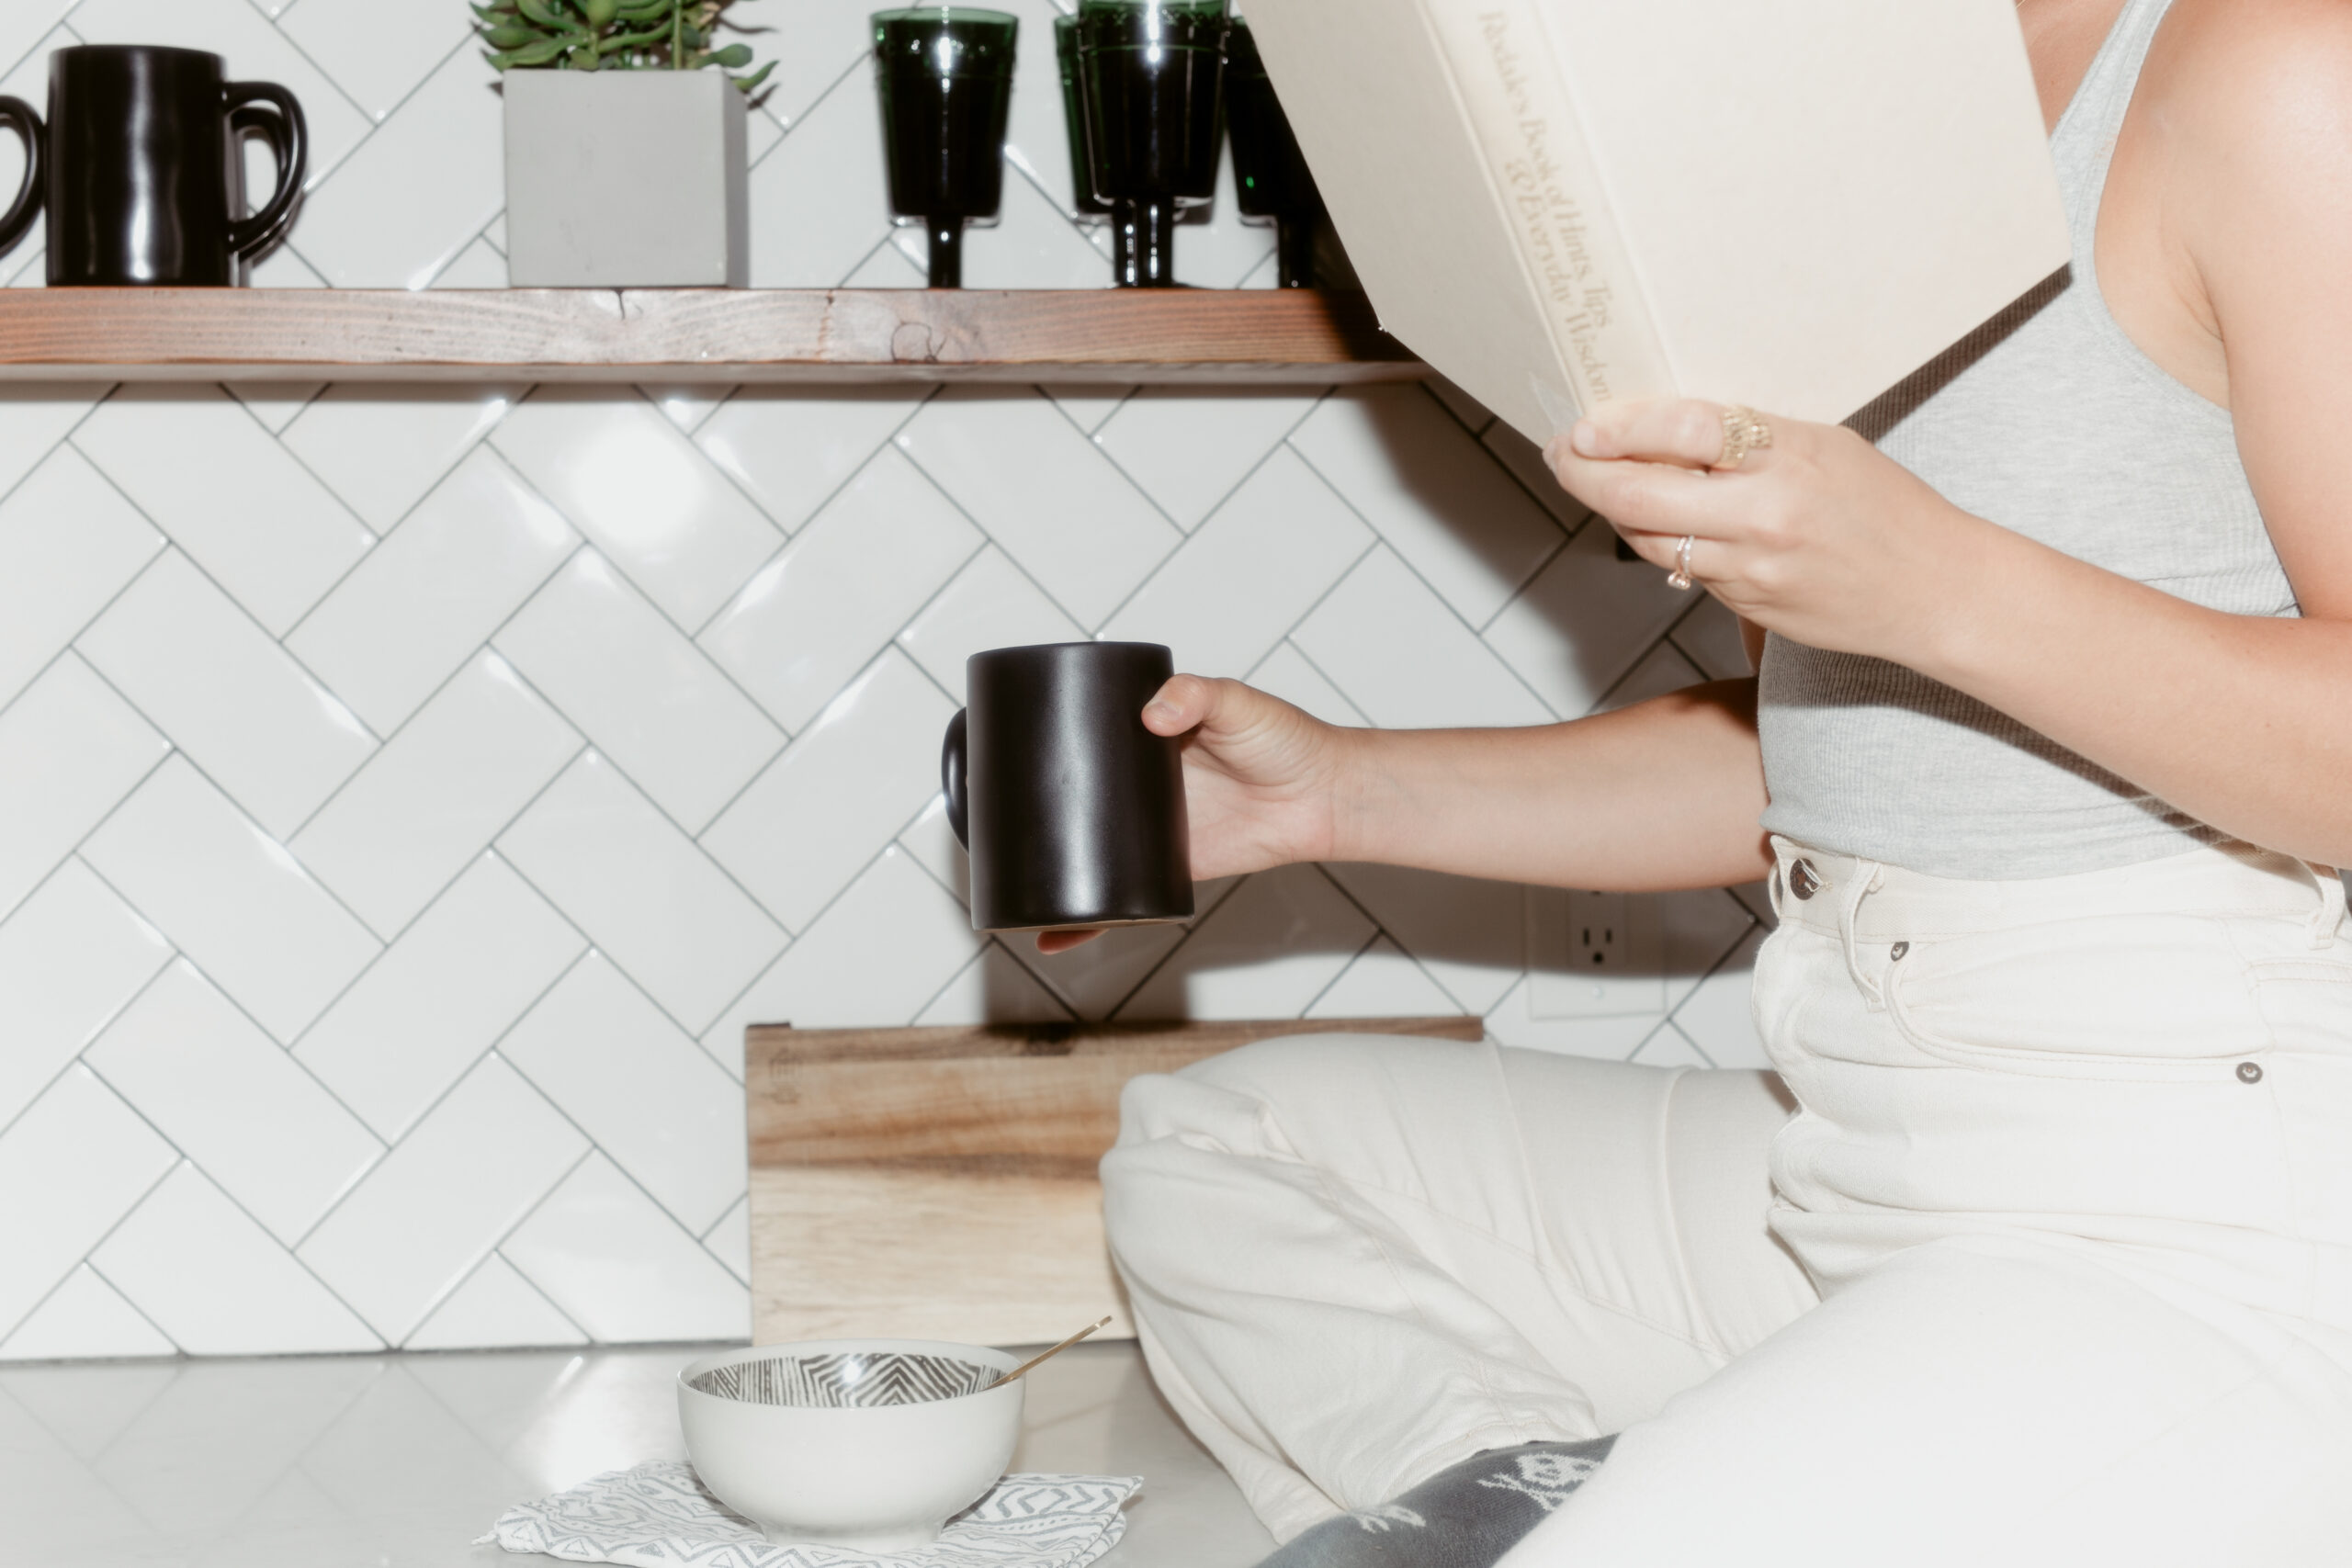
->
[1719,405,1773,468]
[1668,535,1695,591]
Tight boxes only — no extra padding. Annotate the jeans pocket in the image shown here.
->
[1883,913,2272,1083]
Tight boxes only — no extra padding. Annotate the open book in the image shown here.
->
[1242,0,2070,443]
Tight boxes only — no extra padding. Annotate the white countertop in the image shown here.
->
[0,1341,1276,1567]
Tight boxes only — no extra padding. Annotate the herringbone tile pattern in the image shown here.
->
[0,0,1767,1360]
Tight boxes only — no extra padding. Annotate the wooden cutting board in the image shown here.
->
[746,1017,1485,1347]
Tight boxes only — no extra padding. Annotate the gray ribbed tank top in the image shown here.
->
[1756,0,2296,880]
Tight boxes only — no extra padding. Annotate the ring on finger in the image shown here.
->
[1668,535,1695,592]
[1719,405,1773,468]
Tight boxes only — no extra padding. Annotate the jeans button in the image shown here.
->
[2237,1062,2265,1085]
[1789,860,1821,900]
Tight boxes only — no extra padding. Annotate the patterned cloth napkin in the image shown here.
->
[481,1461,1142,1568]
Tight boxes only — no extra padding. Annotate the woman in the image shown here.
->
[1089,0,2352,1562]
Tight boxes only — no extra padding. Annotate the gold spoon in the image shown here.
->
[988,1315,1115,1389]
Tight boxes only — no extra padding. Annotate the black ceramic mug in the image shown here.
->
[943,642,1193,933]
[0,45,308,286]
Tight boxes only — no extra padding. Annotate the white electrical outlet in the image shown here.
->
[1527,887,1668,1019]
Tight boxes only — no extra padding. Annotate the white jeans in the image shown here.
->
[1101,840,2352,1565]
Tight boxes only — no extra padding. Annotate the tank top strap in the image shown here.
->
[2052,0,2175,254]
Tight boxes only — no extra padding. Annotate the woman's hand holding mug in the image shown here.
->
[1035,676,1349,954]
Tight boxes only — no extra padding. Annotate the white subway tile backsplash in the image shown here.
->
[492,390,783,632]
[702,650,956,933]
[499,1155,748,1343]
[1304,937,1466,1021]
[956,169,1127,290]
[1667,926,1770,1069]
[297,1055,587,1343]
[288,448,579,736]
[1009,918,1192,1023]
[1320,863,1526,1016]
[296,854,586,1143]
[1483,521,1700,720]
[0,863,172,1134]
[495,553,782,834]
[695,387,928,535]
[402,1253,585,1351]
[499,954,746,1236]
[1293,548,1555,730]
[90,1164,382,1356]
[915,942,1078,1026]
[73,386,376,639]
[85,963,380,1246]
[278,42,505,288]
[1119,866,1374,1021]
[896,389,1181,628]
[1044,384,1135,436]
[1093,389,1323,533]
[1630,1027,1714,1070]
[0,656,168,923]
[0,1067,177,1341]
[1478,421,1589,527]
[699,448,980,732]
[0,1266,175,1363]
[1102,446,1374,678]
[1291,388,1567,629]
[745,64,894,287]
[713,846,981,1031]
[718,0,870,130]
[280,385,520,534]
[496,753,786,1034]
[291,652,581,938]
[702,1195,753,1286]
[78,553,377,838]
[276,0,469,123]
[81,759,382,1043]
[1671,595,1755,681]
[0,385,107,503]
[228,382,326,434]
[896,547,1088,703]
[1597,640,1708,715]
[0,446,164,710]
[1244,641,1373,728]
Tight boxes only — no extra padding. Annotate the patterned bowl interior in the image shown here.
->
[689,1350,999,1410]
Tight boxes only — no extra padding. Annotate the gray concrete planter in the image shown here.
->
[503,71,749,288]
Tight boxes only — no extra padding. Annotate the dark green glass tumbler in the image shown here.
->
[1054,15,1112,222]
[873,6,1018,288]
[1225,19,1321,288]
[1075,0,1228,287]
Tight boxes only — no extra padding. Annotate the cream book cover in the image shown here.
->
[1242,0,2072,444]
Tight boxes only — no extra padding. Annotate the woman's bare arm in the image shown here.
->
[1139,674,1772,891]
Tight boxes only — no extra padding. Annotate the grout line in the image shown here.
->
[0,1155,189,1354]
[68,853,396,1168]
[0,931,176,1153]
[1290,924,1389,1021]
[385,1141,596,1349]
[1083,388,1339,632]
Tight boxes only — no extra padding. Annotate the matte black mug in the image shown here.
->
[0,45,308,285]
[943,642,1193,933]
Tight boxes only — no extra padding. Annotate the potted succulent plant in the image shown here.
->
[478,0,774,287]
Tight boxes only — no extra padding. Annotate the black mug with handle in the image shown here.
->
[0,44,307,285]
[943,642,1194,934]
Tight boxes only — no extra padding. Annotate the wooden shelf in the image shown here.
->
[0,287,1427,385]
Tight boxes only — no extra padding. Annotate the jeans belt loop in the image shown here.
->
[1838,860,1889,1010]
[2309,863,2349,950]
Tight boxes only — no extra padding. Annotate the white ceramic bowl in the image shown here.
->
[677,1339,1023,1551]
